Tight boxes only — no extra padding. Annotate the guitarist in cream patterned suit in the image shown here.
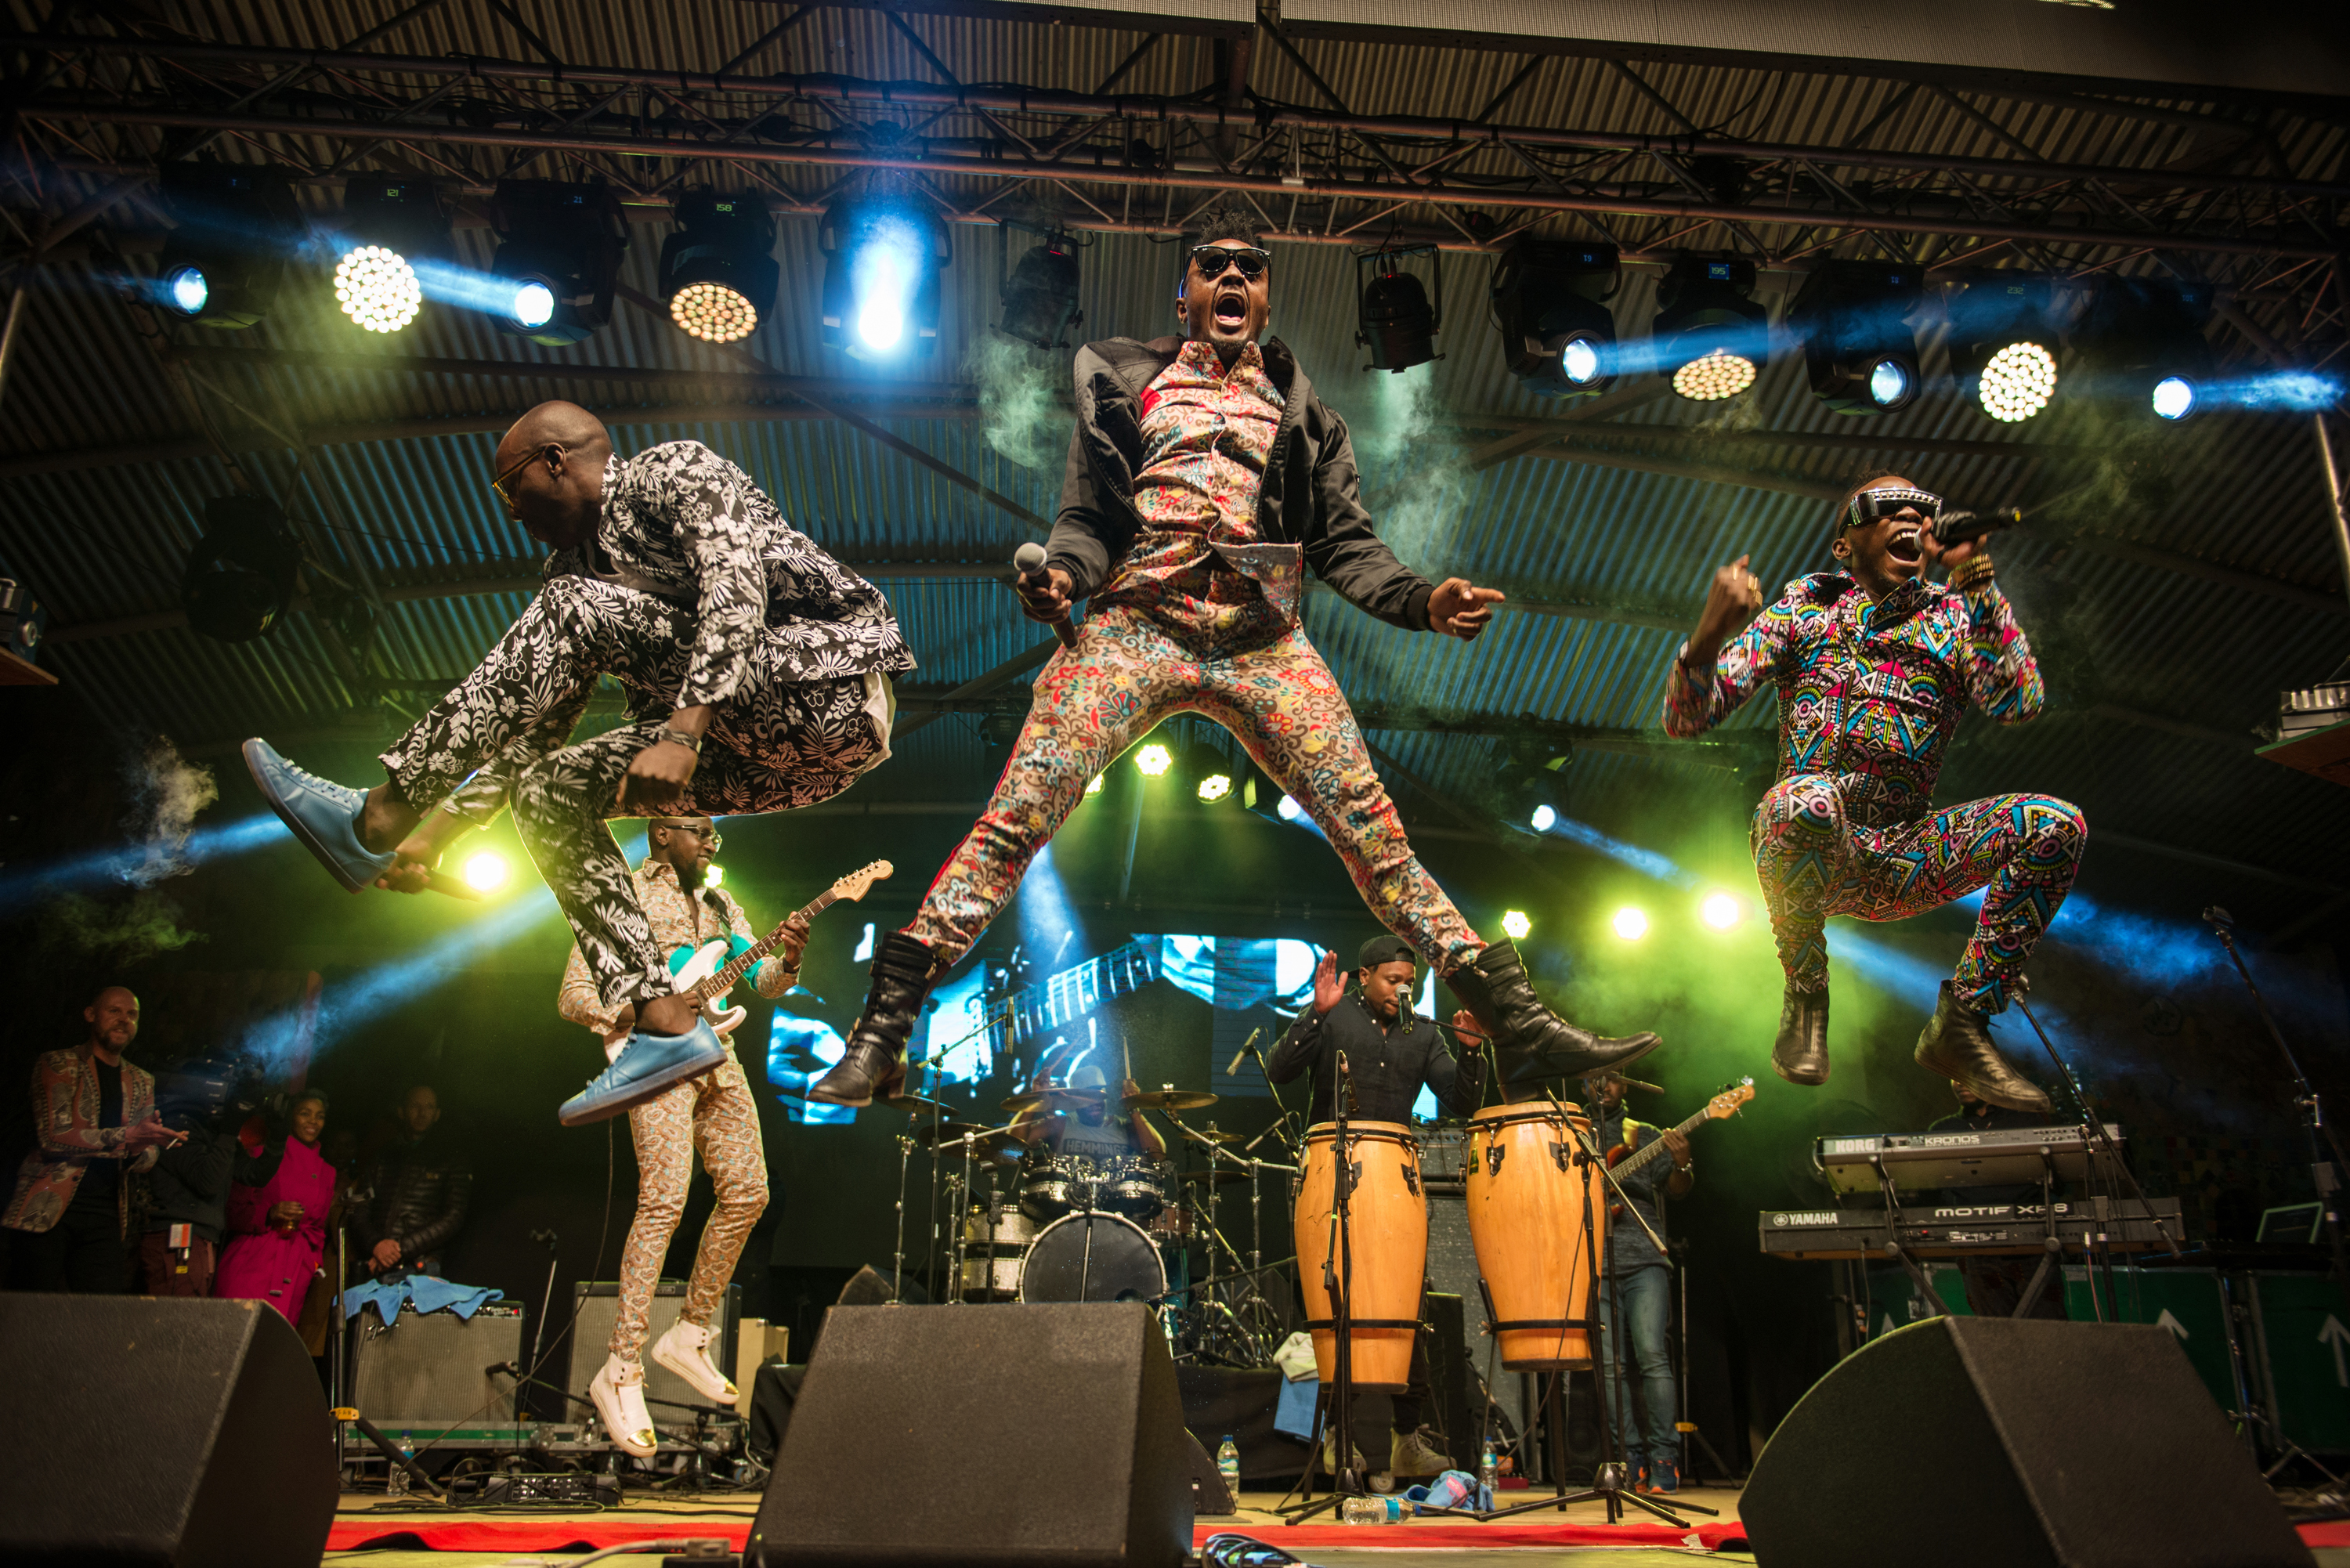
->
[556,815,806,1460]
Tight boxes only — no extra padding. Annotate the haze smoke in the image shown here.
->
[965,335,1066,472]
[119,737,219,888]
[43,889,208,963]
[1355,362,1474,568]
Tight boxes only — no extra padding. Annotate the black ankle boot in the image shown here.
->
[1448,938,1661,1083]
[1773,987,1830,1086]
[809,931,938,1108]
[1914,981,2049,1112]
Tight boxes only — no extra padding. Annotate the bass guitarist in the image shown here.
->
[1589,1069,1694,1495]
[556,815,808,1459]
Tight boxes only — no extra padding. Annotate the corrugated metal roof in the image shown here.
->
[3,0,2345,928]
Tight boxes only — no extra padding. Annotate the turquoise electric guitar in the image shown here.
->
[663,860,894,1036]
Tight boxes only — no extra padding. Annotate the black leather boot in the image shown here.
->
[809,931,937,1108]
[1773,986,1830,1086]
[1448,938,1661,1084]
[1914,981,2049,1113]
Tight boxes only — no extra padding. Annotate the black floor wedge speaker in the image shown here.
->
[747,1302,1193,1568]
[0,1294,338,1567]
[1741,1317,2314,1568]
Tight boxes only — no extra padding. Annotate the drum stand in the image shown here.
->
[889,1128,916,1304]
[1280,1054,1373,1523]
[1475,1104,1712,1529]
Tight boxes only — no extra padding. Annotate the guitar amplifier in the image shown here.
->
[567,1281,739,1414]
[350,1300,524,1432]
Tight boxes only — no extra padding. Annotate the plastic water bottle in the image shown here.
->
[1341,1496,1401,1524]
[1479,1435,1499,1493]
[388,1433,414,1498]
[1216,1436,1240,1497]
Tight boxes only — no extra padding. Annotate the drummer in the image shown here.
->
[1008,1061,1168,1165]
[1267,934,1484,1483]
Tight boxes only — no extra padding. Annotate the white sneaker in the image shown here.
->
[588,1354,658,1458]
[652,1318,736,1403]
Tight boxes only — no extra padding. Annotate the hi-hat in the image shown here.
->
[1123,1089,1218,1112]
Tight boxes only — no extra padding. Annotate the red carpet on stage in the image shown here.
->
[324,1515,2350,1555]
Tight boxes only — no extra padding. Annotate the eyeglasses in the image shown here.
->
[1841,486,1943,533]
[490,443,562,510]
[1188,245,1271,282]
[660,821,721,851]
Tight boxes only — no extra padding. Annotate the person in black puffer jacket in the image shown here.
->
[351,1085,471,1277]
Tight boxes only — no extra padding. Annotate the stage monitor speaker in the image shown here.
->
[0,1295,336,1568]
[1741,1317,2313,1568]
[748,1302,1192,1568]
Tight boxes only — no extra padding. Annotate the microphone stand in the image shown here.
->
[2204,909,2350,1320]
[1282,1046,1364,1523]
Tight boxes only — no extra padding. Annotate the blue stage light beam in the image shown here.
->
[284,886,561,1062]
[0,812,287,917]
[1528,812,1697,887]
[1018,842,1080,967]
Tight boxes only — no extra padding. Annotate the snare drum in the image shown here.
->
[1294,1119,1426,1391]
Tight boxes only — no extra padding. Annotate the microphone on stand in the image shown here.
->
[1013,542,1079,650]
[1225,1027,1262,1079]
[1930,505,2025,547]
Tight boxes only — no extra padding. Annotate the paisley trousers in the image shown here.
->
[612,1050,768,1364]
[379,576,894,1012]
[905,603,1482,970]
[1751,773,2086,1013]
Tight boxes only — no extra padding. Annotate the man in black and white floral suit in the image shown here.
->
[246,401,914,1125]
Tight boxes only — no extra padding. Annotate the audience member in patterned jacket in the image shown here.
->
[812,196,1662,1109]
[4,986,184,1292]
[555,815,804,1459]
[244,403,915,1127]
[1663,474,2083,1109]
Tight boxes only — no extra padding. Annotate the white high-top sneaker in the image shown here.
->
[588,1354,658,1458]
[652,1317,736,1403]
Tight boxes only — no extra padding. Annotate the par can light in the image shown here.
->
[999,232,1084,350]
[659,190,779,345]
[1654,253,1768,403]
[1945,275,2065,424]
[1357,245,1443,374]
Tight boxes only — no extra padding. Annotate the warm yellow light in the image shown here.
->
[334,244,421,333]
[703,864,726,887]
[1500,909,1532,941]
[1978,341,2058,423]
[462,851,510,891]
[1671,349,1756,401]
[1134,742,1173,777]
[1197,772,1233,802]
[1084,774,1104,796]
[1611,906,1649,941]
[1701,891,1741,930]
[670,280,759,343]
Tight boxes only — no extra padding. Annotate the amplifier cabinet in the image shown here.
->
[567,1281,740,1414]
[350,1301,524,1432]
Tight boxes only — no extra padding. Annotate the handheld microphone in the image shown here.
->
[1013,542,1079,650]
[1930,505,2024,547]
[1225,1027,1262,1079]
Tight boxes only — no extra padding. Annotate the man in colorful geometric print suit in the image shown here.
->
[1663,474,2083,1111]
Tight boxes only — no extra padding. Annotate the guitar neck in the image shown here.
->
[1618,1106,1711,1176]
[691,888,838,1003]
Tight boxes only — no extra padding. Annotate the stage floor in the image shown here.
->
[316,1486,2350,1566]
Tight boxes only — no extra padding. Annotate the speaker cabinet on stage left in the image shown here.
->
[0,1295,337,1567]
[749,1302,1193,1568]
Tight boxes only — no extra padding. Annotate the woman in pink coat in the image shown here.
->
[215,1090,335,1323]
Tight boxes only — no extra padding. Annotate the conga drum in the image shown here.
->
[1293,1119,1425,1391]
[1465,1102,1600,1370]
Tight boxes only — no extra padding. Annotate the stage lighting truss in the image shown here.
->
[659,189,780,345]
[1654,253,1769,403]
[325,175,449,334]
[488,179,628,345]
[1945,276,2066,424]
[820,186,951,360]
[2073,275,2217,422]
[181,494,303,643]
[155,163,304,330]
[1356,244,1444,374]
[1791,262,1925,416]
[998,229,1084,350]
[1489,239,1619,397]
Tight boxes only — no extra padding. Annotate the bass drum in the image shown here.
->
[1016,1212,1168,1305]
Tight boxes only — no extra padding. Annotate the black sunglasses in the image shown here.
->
[1189,245,1271,281]
[1841,486,1943,532]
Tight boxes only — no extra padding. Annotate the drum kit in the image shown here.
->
[877,1079,1300,1362]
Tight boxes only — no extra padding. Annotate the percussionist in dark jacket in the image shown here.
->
[1267,934,1484,1481]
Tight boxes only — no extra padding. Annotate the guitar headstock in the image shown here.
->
[1707,1077,1756,1120]
[833,860,895,903]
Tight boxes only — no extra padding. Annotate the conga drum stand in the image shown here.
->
[1477,1107,1714,1528]
[1278,1056,1371,1523]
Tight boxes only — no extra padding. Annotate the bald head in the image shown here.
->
[494,400,613,549]
[85,986,140,1058]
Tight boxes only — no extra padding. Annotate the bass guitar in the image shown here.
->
[654,860,894,1039]
[1605,1078,1753,1217]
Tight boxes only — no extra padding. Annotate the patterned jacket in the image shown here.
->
[1662,555,2044,827]
[3,1045,158,1237]
[557,858,797,1038]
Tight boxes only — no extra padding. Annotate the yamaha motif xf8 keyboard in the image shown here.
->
[1814,1123,2126,1194]
[1757,1197,2185,1260]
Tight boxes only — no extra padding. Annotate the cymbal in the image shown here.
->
[1000,1087,1112,1114]
[1123,1089,1218,1112]
[1176,1125,1245,1146]
[881,1090,950,1115]
[1181,1166,1257,1186]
